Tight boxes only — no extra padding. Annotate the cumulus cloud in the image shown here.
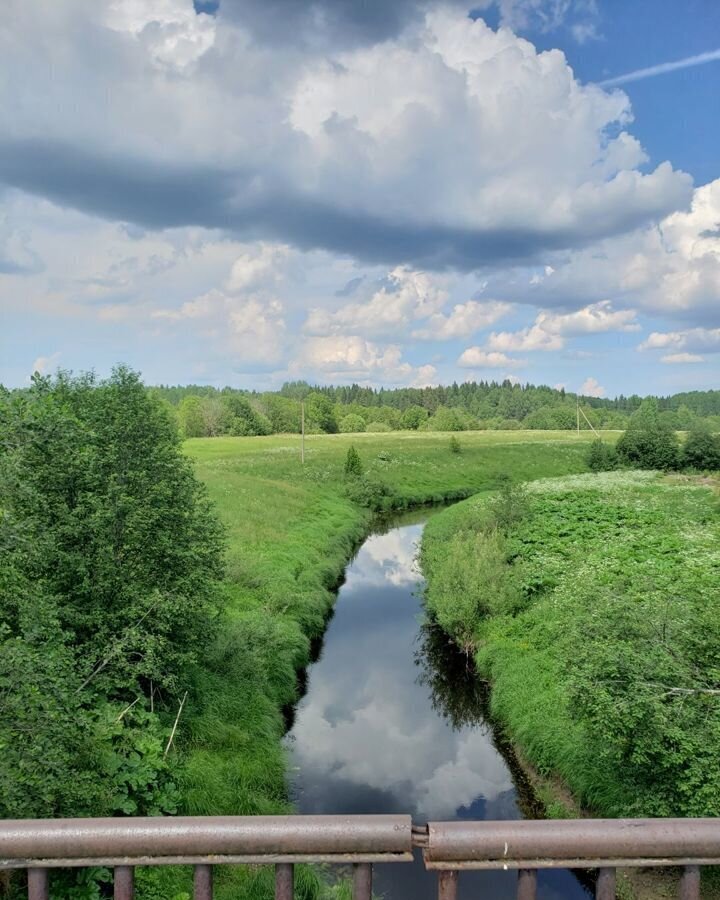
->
[304,267,448,336]
[580,376,605,397]
[412,300,511,340]
[457,348,527,368]
[638,327,720,353]
[294,335,430,385]
[486,301,638,352]
[30,353,61,376]
[0,2,691,268]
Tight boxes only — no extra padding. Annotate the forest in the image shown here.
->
[148,381,720,438]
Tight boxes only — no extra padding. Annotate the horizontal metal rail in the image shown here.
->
[2,815,719,900]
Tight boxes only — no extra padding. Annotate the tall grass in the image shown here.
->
[150,431,595,897]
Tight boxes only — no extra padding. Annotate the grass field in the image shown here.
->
[139,430,597,898]
[421,471,720,826]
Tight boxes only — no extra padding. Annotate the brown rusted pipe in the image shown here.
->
[114,865,134,900]
[679,865,700,900]
[194,864,213,900]
[517,868,537,900]
[275,863,293,900]
[26,869,48,900]
[353,862,372,900]
[596,867,616,900]
[0,815,412,866]
[425,819,720,866]
[437,869,458,900]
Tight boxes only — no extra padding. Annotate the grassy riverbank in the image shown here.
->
[144,431,595,898]
[421,472,720,826]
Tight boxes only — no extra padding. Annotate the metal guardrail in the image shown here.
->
[1,815,719,899]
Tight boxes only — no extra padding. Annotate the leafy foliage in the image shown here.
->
[616,399,680,470]
[0,368,224,823]
[682,423,720,470]
[586,438,618,471]
[339,414,366,433]
[449,435,461,454]
[422,472,720,818]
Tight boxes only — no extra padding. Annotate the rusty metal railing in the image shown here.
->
[2,815,720,899]
[421,818,720,899]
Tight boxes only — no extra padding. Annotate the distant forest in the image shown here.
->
[149,380,720,438]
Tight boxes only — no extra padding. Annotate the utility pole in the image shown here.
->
[301,401,305,464]
[576,396,580,436]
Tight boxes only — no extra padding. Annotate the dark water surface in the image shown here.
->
[285,511,590,900]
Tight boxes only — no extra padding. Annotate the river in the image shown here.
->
[284,510,590,900]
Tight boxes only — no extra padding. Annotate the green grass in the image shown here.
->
[421,470,720,824]
[153,430,597,898]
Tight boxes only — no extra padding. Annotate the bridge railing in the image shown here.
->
[2,814,719,899]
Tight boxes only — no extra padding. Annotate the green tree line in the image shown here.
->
[144,381,720,438]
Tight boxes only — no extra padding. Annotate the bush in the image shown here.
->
[616,400,679,470]
[365,421,392,433]
[343,445,363,478]
[586,439,618,472]
[344,476,395,511]
[339,414,366,434]
[449,436,461,454]
[682,425,720,471]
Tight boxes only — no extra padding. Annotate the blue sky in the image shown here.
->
[1,0,718,398]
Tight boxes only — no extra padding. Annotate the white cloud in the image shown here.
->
[638,327,720,353]
[412,300,511,340]
[104,0,216,71]
[457,348,527,369]
[30,353,61,375]
[304,267,448,337]
[486,301,639,353]
[225,243,294,293]
[294,335,430,385]
[580,376,605,397]
[661,353,705,364]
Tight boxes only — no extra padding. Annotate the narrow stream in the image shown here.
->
[285,510,590,900]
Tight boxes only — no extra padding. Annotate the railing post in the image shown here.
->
[27,869,49,900]
[352,863,372,900]
[596,867,616,900]
[194,864,214,899]
[517,868,537,900]
[438,870,458,900]
[679,865,700,900]
[114,865,134,899]
[275,863,294,900]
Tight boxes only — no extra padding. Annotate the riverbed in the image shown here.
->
[284,510,590,900]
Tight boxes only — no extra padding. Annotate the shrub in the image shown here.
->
[449,436,461,454]
[586,439,618,472]
[401,405,428,430]
[343,445,363,478]
[344,476,395,511]
[365,421,392,433]
[682,425,720,471]
[616,399,679,470]
[339,414,366,434]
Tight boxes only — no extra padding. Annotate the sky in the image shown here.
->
[1,0,719,398]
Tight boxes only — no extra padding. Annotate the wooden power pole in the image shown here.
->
[576,397,580,436]
[301,401,305,464]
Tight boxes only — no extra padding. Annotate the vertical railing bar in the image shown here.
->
[438,870,458,900]
[596,867,616,900]
[194,864,214,900]
[679,865,701,900]
[517,868,538,900]
[27,869,49,900]
[114,865,135,900]
[275,862,294,900]
[352,863,372,900]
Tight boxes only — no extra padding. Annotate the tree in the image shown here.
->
[0,368,224,821]
[449,435,461,454]
[306,392,337,433]
[587,439,617,472]
[682,424,720,471]
[339,414,366,433]
[616,399,679,470]
[344,445,363,478]
[401,405,428,430]
[179,395,206,437]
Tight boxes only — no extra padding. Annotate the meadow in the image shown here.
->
[143,430,599,899]
[421,471,720,825]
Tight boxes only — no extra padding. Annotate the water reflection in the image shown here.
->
[285,517,590,900]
